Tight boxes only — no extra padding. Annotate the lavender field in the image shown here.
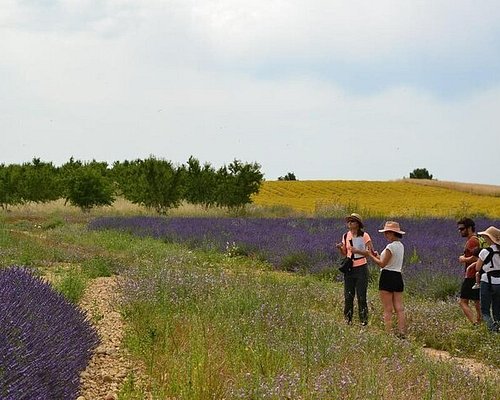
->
[2,211,499,399]
[0,267,98,399]
[89,216,500,299]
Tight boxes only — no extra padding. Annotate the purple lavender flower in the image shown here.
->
[0,267,99,400]
[89,216,499,298]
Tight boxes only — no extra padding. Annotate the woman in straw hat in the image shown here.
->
[335,213,374,326]
[474,226,500,332]
[368,221,406,338]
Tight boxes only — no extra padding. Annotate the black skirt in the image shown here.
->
[379,269,404,292]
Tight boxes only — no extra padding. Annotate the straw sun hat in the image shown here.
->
[345,213,363,226]
[378,221,406,235]
[478,226,500,245]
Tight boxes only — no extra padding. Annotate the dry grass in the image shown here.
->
[1,198,234,223]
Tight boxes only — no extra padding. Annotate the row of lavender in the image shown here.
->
[0,267,99,399]
[88,216,499,298]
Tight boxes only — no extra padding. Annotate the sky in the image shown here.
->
[1,0,500,185]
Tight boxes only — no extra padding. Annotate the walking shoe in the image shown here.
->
[471,283,480,290]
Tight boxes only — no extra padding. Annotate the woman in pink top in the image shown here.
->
[336,213,374,325]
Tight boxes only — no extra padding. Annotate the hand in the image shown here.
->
[352,247,368,256]
[368,251,379,259]
[458,255,466,264]
[335,242,343,249]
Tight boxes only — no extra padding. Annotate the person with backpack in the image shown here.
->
[456,217,482,324]
[335,213,374,326]
[475,226,500,333]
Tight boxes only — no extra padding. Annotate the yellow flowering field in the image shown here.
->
[252,180,500,218]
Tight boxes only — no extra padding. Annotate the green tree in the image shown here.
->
[0,164,24,210]
[409,168,433,180]
[116,157,183,214]
[278,172,297,181]
[181,156,218,208]
[215,159,264,210]
[111,159,134,199]
[62,160,114,212]
[20,158,61,204]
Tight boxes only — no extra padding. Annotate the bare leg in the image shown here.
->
[459,298,476,324]
[393,292,406,335]
[473,300,482,323]
[379,290,394,333]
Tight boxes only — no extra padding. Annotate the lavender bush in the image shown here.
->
[0,267,99,400]
[89,216,499,299]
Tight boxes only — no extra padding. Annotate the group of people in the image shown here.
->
[457,217,500,332]
[335,213,407,337]
[335,214,500,337]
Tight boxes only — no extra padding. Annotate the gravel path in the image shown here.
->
[77,276,148,400]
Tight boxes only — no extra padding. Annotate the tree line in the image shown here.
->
[0,156,264,213]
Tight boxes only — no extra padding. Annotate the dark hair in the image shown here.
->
[457,217,475,231]
[353,228,365,237]
[394,232,403,239]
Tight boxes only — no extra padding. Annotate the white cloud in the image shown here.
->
[1,1,499,185]
[190,0,500,62]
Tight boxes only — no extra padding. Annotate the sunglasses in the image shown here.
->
[458,227,467,231]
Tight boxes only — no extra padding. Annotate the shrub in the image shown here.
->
[0,267,99,399]
[55,269,87,303]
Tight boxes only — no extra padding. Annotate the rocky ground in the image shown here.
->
[77,276,148,400]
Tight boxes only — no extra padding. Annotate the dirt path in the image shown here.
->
[77,276,148,400]
[422,347,498,380]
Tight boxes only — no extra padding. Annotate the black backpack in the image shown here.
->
[483,247,500,287]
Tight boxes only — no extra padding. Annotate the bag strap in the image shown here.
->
[483,248,500,266]
[343,233,354,259]
[483,248,500,286]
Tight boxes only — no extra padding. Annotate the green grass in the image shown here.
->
[116,248,498,399]
[55,269,87,303]
[0,214,498,399]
